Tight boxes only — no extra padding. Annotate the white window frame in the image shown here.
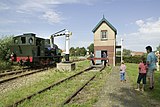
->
[101,30,108,40]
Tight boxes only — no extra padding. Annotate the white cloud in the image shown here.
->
[119,17,160,52]
[1,0,102,24]
[39,0,98,5]
[0,2,9,10]
[43,11,62,23]
[19,1,46,12]
[136,20,144,27]
[15,1,62,24]
[39,0,79,4]
[136,18,160,34]
[16,0,100,24]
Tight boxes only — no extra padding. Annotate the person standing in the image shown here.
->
[120,61,126,82]
[102,52,107,66]
[90,52,95,65]
[135,57,147,92]
[146,46,157,90]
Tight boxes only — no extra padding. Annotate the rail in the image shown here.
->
[6,66,93,107]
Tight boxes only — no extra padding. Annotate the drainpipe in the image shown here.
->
[113,38,115,66]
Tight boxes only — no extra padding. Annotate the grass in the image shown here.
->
[2,62,159,106]
[0,70,75,107]
[0,60,90,107]
[126,63,160,101]
[64,66,112,107]
[18,68,97,107]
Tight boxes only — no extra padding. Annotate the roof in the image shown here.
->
[92,16,117,35]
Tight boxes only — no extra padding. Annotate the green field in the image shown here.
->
[126,63,160,101]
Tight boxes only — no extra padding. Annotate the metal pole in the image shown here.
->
[121,38,123,63]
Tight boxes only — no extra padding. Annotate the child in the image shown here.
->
[135,57,147,92]
[120,61,126,82]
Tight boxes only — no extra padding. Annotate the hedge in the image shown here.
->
[123,56,146,64]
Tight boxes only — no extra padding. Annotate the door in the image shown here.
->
[95,50,101,64]
[37,46,40,56]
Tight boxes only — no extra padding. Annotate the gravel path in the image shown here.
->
[93,66,152,107]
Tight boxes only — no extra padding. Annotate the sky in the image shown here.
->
[0,0,160,52]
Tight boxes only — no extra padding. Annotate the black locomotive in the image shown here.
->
[10,33,62,66]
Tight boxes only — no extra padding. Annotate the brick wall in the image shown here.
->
[94,46,114,65]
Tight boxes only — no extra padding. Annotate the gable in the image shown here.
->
[92,17,117,35]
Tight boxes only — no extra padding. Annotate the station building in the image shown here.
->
[92,16,118,66]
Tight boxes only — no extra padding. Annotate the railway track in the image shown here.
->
[0,67,28,74]
[6,66,96,107]
[61,66,105,106]
[0,69,30,78]
[0,59,86,84]
[0,67,48,84]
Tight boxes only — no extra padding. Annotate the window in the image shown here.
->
[14,39,18,44]
[36,39,41,46]
[101,30,108,40]
[29,38,33,44]
[21,37,26,44]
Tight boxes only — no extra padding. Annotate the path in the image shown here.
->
[93,66,156,107]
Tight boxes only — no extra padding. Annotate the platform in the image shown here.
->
[57,62,76,71]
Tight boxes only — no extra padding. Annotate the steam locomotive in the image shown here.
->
[9,33,62,66]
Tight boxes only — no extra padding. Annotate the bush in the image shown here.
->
[123,56,146,64]
[0,60,12,71]
[0,36,13,61]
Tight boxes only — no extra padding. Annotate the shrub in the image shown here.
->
[0,60,12,71]
[0,36,13,61]
[123,55,146,64]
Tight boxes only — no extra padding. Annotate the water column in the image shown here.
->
[57,29,75,71]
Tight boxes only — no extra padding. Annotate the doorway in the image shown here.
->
[101,50,108,58]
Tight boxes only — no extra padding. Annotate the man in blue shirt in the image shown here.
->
[146,46,157,90]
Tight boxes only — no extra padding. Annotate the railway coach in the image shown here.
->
[10,33,62,66]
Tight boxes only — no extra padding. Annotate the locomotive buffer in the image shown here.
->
[51,29,75,71]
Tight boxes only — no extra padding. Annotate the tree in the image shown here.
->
[69,47,75,56]
[0,36,13,61]
[123,49,131,57]
[75,47,81,56]
[80,47,87,56]
[87,43,94,54]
